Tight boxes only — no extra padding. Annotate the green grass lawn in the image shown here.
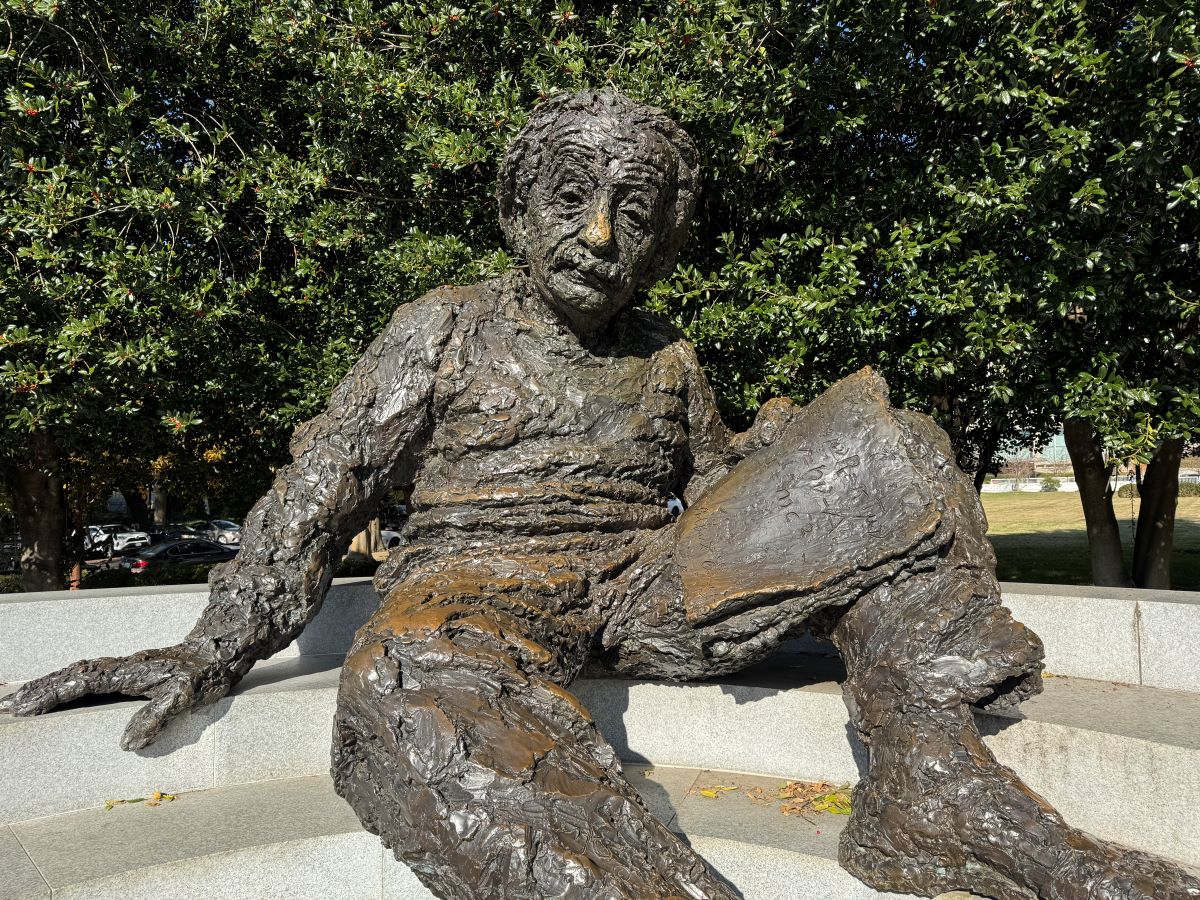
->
[982,493,1200,591]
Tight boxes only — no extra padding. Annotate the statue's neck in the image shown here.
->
[510,269,624,349]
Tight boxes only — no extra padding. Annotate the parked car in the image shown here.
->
[380,504,408,531]
[145,523,201,545]
[122,539,238,574]
[187,519,242,544]
[381,528,404,550]
[0,539,18,574]
[86,524,150,556]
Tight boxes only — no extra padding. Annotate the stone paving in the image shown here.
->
[0,768,859,900]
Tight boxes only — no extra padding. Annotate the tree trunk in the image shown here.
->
[1063,418,1129,587]
[973,423,1002,494]
[67,504,85,590]
[346,518,383,561]
[120,484,150,528]
[152,483,169,525]
[4,429,66,592]
[1132,437,1182,589]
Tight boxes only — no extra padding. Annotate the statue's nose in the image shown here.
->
[582,200,613,251]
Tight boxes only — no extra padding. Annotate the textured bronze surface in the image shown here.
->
[3,91,1197,900]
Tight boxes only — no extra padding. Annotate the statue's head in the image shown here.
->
[498,90,700,334]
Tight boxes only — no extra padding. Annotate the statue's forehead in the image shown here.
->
[543,119,674,185]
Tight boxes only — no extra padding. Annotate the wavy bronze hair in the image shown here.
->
[497,89,701,288]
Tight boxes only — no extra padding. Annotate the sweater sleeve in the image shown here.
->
[180,288,460,686]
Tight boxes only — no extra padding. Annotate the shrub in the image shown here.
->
[82,564,215,588]
[1115,482,1200,499]
[1039,475,1062,493]
[6,0,1195,502]
[79,568,136,590]
[0,575,22,594]
[1,0,1194,612]
[140,564,218,586]
[337,556,381,578]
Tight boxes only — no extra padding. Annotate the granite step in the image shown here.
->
[0,579,380,685]
[2,653,1198,869]
[0,769,926,900]
[6,770,1195,900]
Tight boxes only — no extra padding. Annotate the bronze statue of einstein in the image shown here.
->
[5,91,1197,900]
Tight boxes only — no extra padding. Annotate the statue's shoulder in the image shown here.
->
[403,280,486,317]
[619,309,712,386]
[380,278,502,342]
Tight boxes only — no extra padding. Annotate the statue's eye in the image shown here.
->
[620,201,651,227]
[559,186,587,207]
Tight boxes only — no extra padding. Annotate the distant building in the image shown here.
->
[991,430,1199,492]
[999,431,1071,477]
[105,492,129,517]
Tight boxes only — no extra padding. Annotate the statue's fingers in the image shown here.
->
[0,664,112,717]
[119,678,196,751]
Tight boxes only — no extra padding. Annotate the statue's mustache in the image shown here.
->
[550,243,621,284]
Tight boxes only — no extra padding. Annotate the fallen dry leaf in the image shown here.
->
[103,791,177,811]
[751,780,854,820]
[695,784,740,799]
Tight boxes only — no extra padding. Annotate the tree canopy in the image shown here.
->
[2,0,1197,585]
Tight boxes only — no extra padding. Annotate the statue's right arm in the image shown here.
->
[0,289,461,749]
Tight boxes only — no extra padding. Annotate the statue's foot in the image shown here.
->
[839,755,1200,900]
[842,807,1200,900]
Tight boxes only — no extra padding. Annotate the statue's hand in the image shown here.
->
[732,396,800,456]
[0,644,233,751]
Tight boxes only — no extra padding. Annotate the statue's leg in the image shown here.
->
[596,516,1200,898]
[642,369,1200,897]
[602,539,1199,898]
[829,559,1200,900]
[330,571,739,900]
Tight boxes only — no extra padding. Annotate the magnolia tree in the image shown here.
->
[2,0,1196,589]
[0,0,508,588]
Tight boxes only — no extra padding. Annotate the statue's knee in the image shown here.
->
[341,639,402,701]
[344,589,475,694]
[341,628,463,707]
[335,636,463,789]
[342,614,514,722]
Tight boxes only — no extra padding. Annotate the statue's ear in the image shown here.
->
[498,193,528,257]
[640,228,688,290]
[639,130,701,288]
[496,147,530,257]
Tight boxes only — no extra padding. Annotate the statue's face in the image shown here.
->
[523,123,673,334]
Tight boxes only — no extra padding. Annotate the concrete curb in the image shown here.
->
[0,578,378,684]
[3,581,1197,691]
[1003,582,1200,691]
